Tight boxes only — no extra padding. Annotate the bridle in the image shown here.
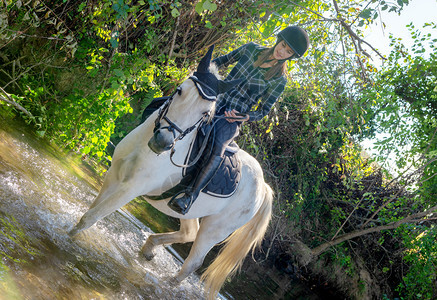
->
[154,83,211,137]
[153,78,213,168]
[152,77,247,168]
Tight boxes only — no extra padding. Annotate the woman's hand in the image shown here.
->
[224,109,249,123]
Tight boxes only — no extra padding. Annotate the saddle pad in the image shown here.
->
[202,151,241,198]
[183,125,242,198]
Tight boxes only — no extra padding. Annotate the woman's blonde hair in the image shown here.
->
[253,43,288,80]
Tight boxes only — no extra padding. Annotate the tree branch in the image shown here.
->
[312,205,437,256]
[168,16,180,63]
[332,0,386,61]
[0,87,33,118]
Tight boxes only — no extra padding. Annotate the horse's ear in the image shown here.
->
[197,45,215,73]
[218,78,244,94]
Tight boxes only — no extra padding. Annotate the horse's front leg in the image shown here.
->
[69,155,165,236]
[69,184,138,236]
[88,153,141,210]
[140,218,199,260]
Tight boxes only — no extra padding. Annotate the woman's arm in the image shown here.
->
[212,42,252,69]
[247,79,286,122]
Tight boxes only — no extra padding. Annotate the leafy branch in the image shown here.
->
[312,204,437,256]
[0,86,33,118]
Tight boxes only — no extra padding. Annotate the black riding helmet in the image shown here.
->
[277,26,310,59]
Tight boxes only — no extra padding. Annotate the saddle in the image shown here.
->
[183,121,242,198]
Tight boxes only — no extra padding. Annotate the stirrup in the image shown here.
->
[167,192,194,215]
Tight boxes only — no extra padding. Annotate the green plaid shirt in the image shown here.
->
[212,42,287,122]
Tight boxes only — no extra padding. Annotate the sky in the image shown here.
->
[364,0,437,63]
[359,0,437,168]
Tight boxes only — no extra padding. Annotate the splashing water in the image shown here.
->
[0,117,216,299]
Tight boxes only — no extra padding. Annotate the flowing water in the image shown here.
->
[0,111,337,300]
[0,113,213,300]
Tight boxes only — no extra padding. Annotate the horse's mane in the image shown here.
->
[206,63,219,122]
[208,63,221,79]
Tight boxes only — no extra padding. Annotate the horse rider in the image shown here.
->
[167,26,310,215]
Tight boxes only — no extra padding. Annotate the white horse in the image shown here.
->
[69,46,273,299]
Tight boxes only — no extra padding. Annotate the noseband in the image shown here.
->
[153,86,187,139]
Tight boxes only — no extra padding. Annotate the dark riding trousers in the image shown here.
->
[211,107,241,157]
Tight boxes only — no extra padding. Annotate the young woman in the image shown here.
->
[168,26,310,215]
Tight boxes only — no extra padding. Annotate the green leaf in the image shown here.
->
[36,131,45,137]
[171,7,180,18]
[78,2,86,12]
[359,8,372,19]
[195,2,204,14]
[209,2,217,11]
[81,146,90,155]
[114,69,124,77]
[205,20,213,29]
[203,0,212,10]
[110,37,118,48]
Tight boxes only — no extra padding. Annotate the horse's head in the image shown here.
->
[148,45,242,155]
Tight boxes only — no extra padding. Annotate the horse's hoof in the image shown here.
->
[143,252,155,261]
[140,242,156,261]
[68,227,79,237]
[140,248,155,261]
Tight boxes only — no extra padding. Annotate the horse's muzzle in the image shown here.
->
[148,131,173,154]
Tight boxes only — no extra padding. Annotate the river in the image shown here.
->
[0,113,214,300]
[0,110,337,300]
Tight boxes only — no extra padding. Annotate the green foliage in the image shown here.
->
[361,22,437,203]
[397,225,437,299]
[0,0,78,56]
[51,89,131,159]
[335,248,355,277]
[358,22,437,298]
[0,0,199,161]
[1,0,436,298]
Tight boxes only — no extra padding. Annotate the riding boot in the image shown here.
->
[167,155,223,215]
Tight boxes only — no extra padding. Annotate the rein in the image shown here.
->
[153,80,212,168]
[168,113,245,169]
[169,119,215,168]
[153,77,246,169]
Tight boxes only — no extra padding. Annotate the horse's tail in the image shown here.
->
[201,183,273,299]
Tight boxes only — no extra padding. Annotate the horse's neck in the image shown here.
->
[137,120,196,194]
